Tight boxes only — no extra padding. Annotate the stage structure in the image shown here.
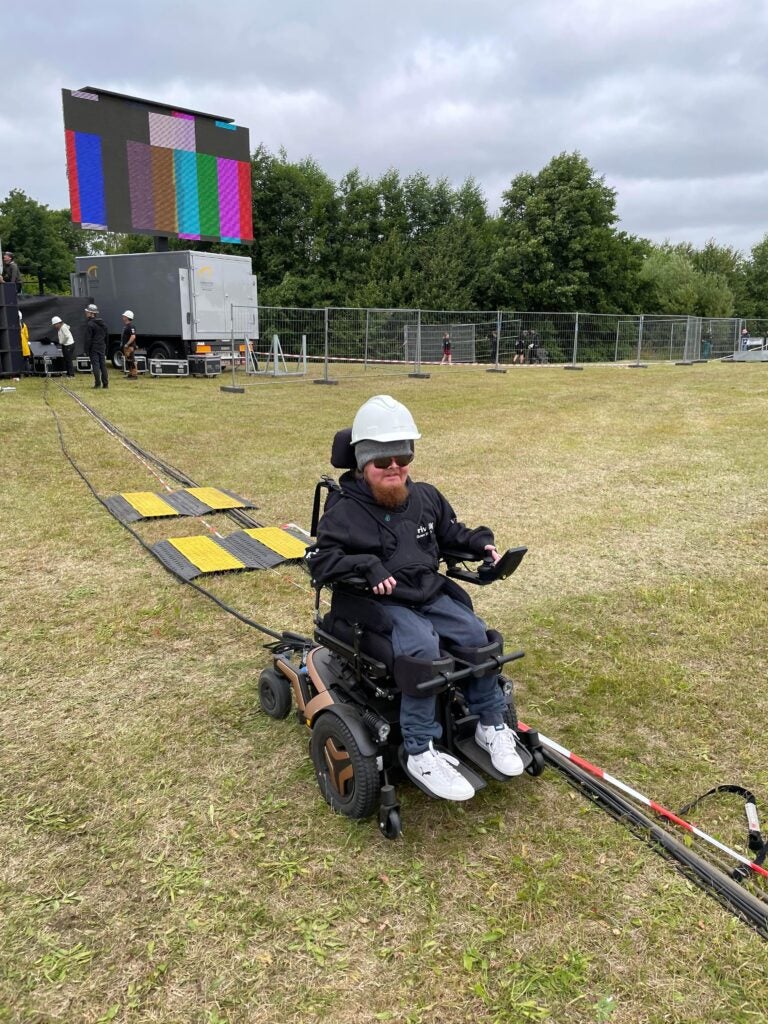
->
[62,87,253,245]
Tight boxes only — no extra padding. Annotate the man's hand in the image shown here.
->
[484,544,501,564]
[372,575,397,595]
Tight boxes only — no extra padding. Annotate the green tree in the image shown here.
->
[247,146,341,305]
[51,210,91,259]
[742,235,768,317]
[491,152,639,312]
[694,272,734,317]
[639,249,699,313]
[641,246,734,316]
[334,168,387,301]
[680,240,742,315]
[0,189,75,291]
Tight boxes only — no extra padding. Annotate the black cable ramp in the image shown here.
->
[104,487,258,523]
[150,527,309,580]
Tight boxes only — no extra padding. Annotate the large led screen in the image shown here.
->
[62,87,253,244]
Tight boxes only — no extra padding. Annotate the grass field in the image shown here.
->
[1,361,767,1024]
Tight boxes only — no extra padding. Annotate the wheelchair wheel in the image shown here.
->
[259,667,292,720]
[526,749,546,777]
[379,807,402,840]
[310,713,381,820]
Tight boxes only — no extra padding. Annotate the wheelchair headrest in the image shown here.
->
[331,427,356,470]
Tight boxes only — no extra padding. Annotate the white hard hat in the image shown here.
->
[51,316,62,325]
[18,310,23,321]
[85,303,99,313]
[122,309,134,319]
[351,394,421,444]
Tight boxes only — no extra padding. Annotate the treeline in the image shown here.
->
[2,148,767,316]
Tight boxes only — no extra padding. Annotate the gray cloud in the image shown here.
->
[3,0,767,254]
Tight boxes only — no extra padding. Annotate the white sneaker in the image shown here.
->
[406,742,475,801]
[475,723,525,776]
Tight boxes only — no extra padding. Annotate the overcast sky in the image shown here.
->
[3,0,767,254]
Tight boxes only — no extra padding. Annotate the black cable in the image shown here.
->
[543,747,768,940]
[46,381,287,642]
[58,382,264,530]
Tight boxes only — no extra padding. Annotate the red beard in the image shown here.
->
[369,479,409,509]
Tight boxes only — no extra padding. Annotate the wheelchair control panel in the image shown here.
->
[444,546,527,586]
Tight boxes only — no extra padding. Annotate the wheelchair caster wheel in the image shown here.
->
[379,807,402,840]
[526,749,545,777]
[259,667,292,719]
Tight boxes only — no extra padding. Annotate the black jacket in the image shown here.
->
[85,317,108,353]
[2,260,21,289]
[306,472,494,606]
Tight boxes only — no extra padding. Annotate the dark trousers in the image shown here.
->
[387,593,507,753]
[91,348,109,387]
[62,345,75,377]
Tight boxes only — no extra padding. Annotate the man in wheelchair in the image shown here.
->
[306,394,524,802]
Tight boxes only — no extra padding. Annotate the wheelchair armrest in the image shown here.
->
[330,575,370,593]
[445,546,527,586]
[441,547,482,564]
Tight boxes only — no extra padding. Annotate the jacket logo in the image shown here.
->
[416,522,434,541]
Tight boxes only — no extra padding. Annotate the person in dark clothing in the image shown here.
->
[84,304,109,388]
[306,394,524,801]
[2,251,22,292]
[440,331,452,365]
[121,310,138,379]
[527,330,542,364]
[514,331,527,364]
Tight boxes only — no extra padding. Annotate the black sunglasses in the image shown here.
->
[371,453,414,469]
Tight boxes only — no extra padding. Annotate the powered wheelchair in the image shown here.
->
[257,428,545,838]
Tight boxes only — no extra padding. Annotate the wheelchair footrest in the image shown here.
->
[398,744,486,799]
[452,716,533,781]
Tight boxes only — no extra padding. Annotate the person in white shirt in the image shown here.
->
[51,315,76,377]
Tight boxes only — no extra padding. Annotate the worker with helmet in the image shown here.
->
[84,303,109,388]
[306,394,524,801]
[121,310,138,380]
[51,315,76,377]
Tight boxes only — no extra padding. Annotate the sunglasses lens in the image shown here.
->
[372,453,413,469]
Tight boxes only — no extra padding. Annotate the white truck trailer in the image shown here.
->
[71,250,258,368]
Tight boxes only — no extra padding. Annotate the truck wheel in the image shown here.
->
[111,348,125,371]
[149,342,173,361]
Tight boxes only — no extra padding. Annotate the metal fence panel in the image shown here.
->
[702,317,739,358]
[258,307,325,360]
[234,306,745,377]
[404,322,476,363]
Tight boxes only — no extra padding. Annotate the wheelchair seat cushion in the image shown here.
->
[321,610,396,671]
